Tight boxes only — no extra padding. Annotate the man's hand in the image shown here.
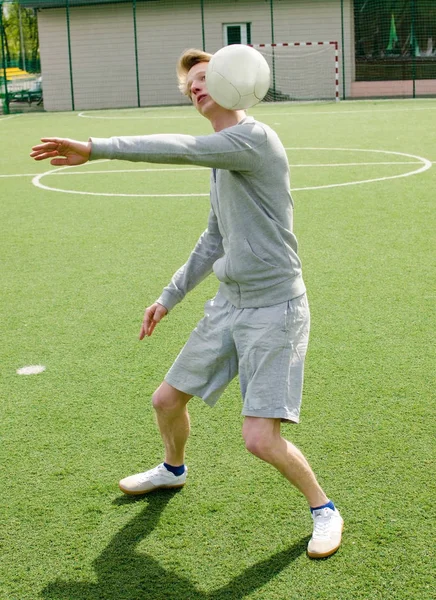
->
[139,303,168,339]
[30,138,91,166]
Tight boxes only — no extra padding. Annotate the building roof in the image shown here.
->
[18,0,157,8]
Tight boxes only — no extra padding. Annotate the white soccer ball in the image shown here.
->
[206,44,270,110]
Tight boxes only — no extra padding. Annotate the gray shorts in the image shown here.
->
[165,291,310,423]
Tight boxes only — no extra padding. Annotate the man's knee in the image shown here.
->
[242,419,276,460]
[152,382,191,413]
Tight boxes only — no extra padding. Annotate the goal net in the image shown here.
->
[251,42,340,102]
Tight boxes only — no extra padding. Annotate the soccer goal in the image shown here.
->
[250,42,340,102]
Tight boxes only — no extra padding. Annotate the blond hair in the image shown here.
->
[177,48,213,97]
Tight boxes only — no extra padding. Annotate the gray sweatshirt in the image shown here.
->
[90,116,305,310]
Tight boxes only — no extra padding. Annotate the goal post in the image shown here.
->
[250,42,340,103]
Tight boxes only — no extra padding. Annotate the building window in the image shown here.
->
[223,23,251,46]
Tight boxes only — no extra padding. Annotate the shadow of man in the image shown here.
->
[43,490,308,600]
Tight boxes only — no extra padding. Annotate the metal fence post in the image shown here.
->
[200,0,205,51]
[18,4,26,71]
[411,0,416,98]
[0,1,10,114]
[132,0,140,107]
[270,0,276,99]
[66,0,75,110]
[340,0,346,99]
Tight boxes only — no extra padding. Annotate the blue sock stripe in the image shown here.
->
[163,462,185,476]
[310,500,335,513]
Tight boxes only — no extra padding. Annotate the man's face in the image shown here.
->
[186,61,219,117]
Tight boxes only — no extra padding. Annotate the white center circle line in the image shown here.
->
[31,147,432,197]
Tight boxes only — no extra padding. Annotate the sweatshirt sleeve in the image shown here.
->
[156,208,223,311]
[89,123,267,173]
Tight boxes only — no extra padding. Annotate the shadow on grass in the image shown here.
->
[42,490,309,600]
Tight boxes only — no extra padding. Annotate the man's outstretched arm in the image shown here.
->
[31,126,266,173]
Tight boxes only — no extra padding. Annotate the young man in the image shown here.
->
[30,48,343,558]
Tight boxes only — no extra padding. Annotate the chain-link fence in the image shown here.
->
[355,0,436,97]
[1,0,435,115]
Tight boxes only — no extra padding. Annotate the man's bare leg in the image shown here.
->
[242,416,328,507]
[242,416,343,558]
[152,381,193,466]
[118,382,192,495]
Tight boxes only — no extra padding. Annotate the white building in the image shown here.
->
[20,0,355,111]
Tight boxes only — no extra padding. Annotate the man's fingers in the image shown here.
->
[31,140,61,153]
[139,317,156,339]
[139,307,155,339]
[147,320,157,337]
[139,323,147,340]
[139,304,168,340]
[31,139,90,166]
[33,140,58,150]
[30,141,62,161]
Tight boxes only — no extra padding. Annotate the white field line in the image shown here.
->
[1,172,45,178]
[54,166,207,175]
[77,105,436,119]
[0,114,20,122]
[288,147,432,191]
[29,148,432,197]
[78,110,198,120]
[32,166,209,197]
[257,106,436,116]
[2,161,422,180]
[0,148,426,194]
[289,162,421,167]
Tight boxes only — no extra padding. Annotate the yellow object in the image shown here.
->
[5,67,32,80]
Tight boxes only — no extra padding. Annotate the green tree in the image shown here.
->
[3,1,39,71]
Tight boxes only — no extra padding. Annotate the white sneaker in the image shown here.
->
[119,463,187,496]
[307,507,344,558]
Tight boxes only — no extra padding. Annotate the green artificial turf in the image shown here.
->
[1,100,435,599]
